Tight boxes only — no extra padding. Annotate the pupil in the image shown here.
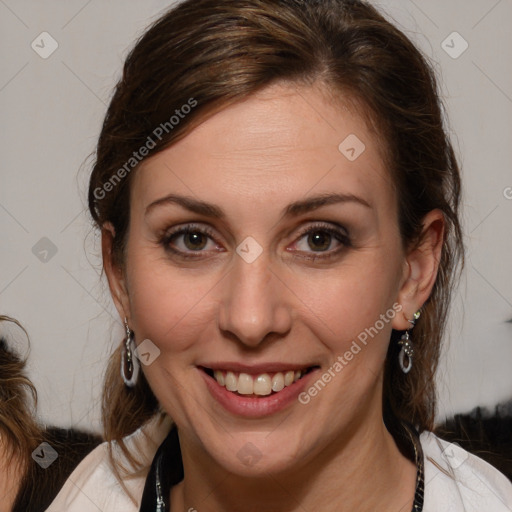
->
[184,232,206,250]
[308,231,331,251]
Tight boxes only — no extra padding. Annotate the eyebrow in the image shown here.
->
[284,192,372,216]
[145,194,225,218]
[145,192,372,218]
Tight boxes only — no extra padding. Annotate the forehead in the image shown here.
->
[133,82,394,216]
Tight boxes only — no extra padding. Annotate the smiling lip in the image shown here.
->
[199,363,319,418]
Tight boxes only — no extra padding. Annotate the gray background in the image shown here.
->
[1,0,511,432]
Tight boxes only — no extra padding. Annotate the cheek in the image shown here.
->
[291,259,399,337]
[286,261,401,380]
[126,252,219,353]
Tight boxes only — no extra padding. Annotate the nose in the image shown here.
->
[217,254,293,348]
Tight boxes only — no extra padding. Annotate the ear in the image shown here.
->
[392,209,445,330]
[101,222,131,324]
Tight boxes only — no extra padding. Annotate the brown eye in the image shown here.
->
[183,232,207,250]
[162,224,220,255]
[307,231,332,251]
[292,223,351,259]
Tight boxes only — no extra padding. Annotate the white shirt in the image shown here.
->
[46,417,512,512]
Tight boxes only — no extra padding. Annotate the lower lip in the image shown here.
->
[200,369,317,418]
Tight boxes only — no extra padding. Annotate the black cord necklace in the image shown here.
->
[403,422,425,512]
[139,426,182,512]
[139,424,424,511]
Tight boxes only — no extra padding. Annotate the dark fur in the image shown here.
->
[436,402,512,480]
[12,427,102,512]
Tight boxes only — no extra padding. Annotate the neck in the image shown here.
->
[171,410,417,512]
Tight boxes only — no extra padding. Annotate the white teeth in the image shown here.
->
[214,370,225,386]
[284,370,295,386]
[237,373,254,395]
[225,371,238,391]
[211,368,308,395]
[271,372,285,392]
[253,374,272,396]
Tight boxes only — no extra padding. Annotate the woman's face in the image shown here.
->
[107,82,432,475]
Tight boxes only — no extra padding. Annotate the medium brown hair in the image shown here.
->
[0,316,103,511]
[89,0,464,469]
[0,316,41,480]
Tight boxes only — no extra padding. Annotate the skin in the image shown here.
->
[103,82,444,511]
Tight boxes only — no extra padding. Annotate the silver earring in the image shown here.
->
[398,310,420,374]
[121,318,140,387]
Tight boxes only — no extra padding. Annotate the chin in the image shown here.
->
[195,425,312,477]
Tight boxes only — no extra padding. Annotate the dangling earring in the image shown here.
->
[398,310,420,374]
[121,317,140,387]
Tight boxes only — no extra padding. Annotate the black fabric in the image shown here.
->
[139,425,183,512]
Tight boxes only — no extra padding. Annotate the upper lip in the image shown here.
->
[198,362,319,375]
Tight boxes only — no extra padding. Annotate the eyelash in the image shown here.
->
[160,223,220,260]
[159,222,351,261]
[291,222,352,261]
